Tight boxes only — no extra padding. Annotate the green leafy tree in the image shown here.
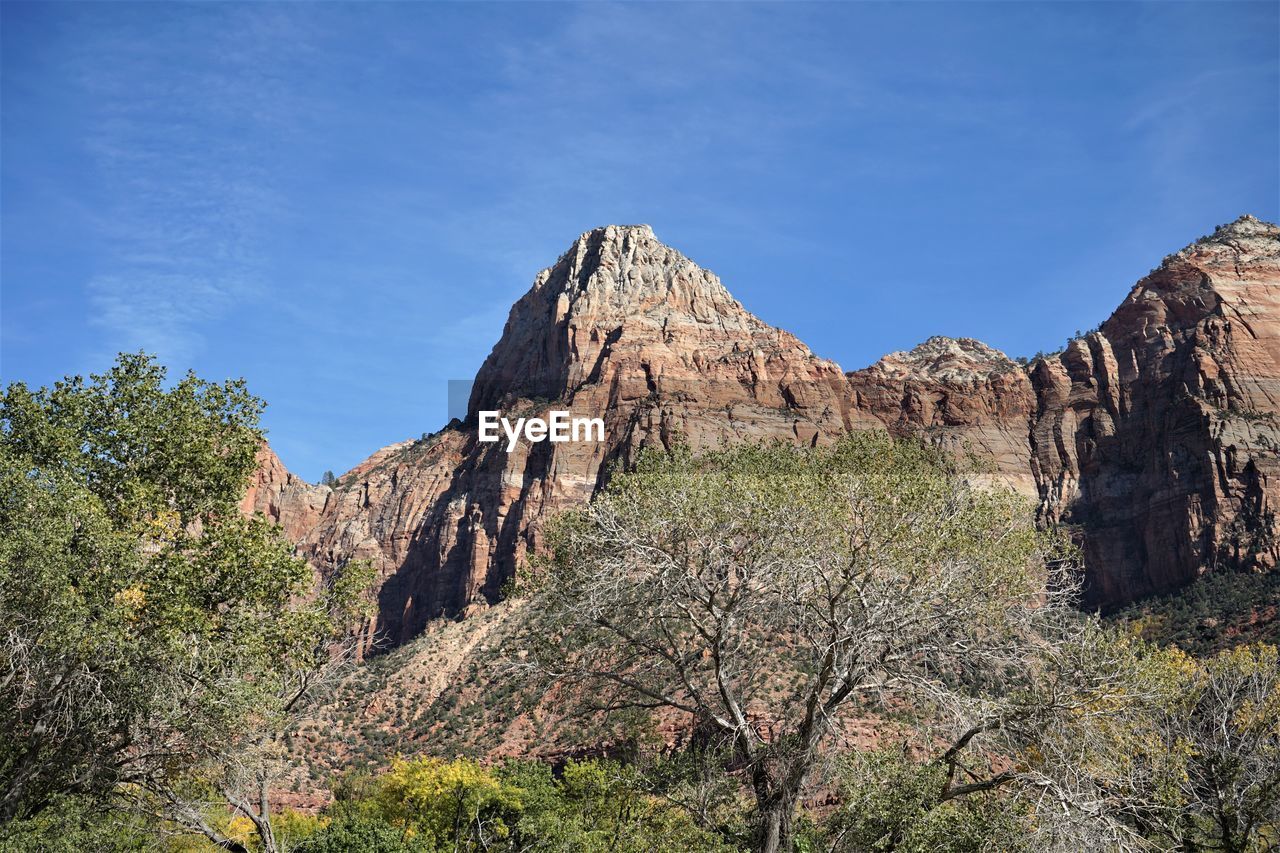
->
[0,353,372,852]
[502,758,733,852]
[299,814,426,853]
[0,794,154,852]
[823,746,1028,853]
[328,756,732,852]
[370,756,521,849]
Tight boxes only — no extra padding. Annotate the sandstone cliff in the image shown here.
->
[246,216,1280,645]
[846,336,1039,497]
[1029,215,1280,604]
[241,444,331,543]
[253,224,863,647]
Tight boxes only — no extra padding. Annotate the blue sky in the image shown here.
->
[3,1,1277,481]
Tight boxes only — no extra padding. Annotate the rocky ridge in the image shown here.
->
[246,216,1280,647]
[1029,215,1280,603]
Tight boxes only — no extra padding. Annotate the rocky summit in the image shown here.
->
[245,216,1280,648]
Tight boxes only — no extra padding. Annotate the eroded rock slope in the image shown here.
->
[246,216,1280,645]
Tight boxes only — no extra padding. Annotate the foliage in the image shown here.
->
[823,747,1027,853]
[524,432,1090,852]
[368,756,519,848]
[1161,643,1280,851]
[0,794,154,852]
[298,813,424,853]
[1074,642,1280,852]
[810,638,1279,852]
[322,756,732,852]
[0,353,372,852]
[507,757,734,852]
[227,808,328,852]
[973,633,1280,852]
[1111,570,1280,655]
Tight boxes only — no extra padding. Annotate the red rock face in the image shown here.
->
[265,225,863,649]
[241,444,331,543]
[247,216,1280,646]
[847,336,1039,497]
[1029,215,1280,605]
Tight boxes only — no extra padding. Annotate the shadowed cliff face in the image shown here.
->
[246,216,1280,648]
[1029,215,1280,605]
[262,224,865,649]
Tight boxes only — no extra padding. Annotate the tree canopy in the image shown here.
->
[526,433,1103,852]
[0,353,370,851]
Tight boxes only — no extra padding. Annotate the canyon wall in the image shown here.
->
[246,216,1280,645]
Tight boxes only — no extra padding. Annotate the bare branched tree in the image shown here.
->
[1025,641,1280,853]
[522,433,1097,853]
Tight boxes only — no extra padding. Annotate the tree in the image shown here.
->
[320,470,337,488]
[824,746,1029,852]
[0,353,371,851]
[298,813,425,853]
[134,549,372,853]
[370,756,521,850]
[1040,641,1280,852]
[809,624,1168,853]
[1172,643,1280,851]
[525,433,1083,853]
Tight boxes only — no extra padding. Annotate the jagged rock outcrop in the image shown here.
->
[293,225,861,648]
[1029,215,1280,604]
[241,444,331,542]
[252,216,1280,647]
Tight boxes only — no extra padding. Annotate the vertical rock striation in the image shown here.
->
[247,216,1280,647]
[1028,215,1280,604]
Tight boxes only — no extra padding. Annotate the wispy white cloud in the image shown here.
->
[64,5,315,365]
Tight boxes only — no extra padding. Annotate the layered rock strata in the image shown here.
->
[245,216,1280,645]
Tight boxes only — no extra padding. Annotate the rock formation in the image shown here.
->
[253,225,865,647]
[846,336,1039,497]
[246,216,1280,646]
[241,444,331,543]
[1029,215,1280,604]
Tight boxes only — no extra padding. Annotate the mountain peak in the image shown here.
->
[859,336,1018,384]
[573,223,655,242]
[533,223,723,309]
[554,225,659,275]
[469,225,764,415]
[1211,214,1277,241]
[1168,214,1280,265]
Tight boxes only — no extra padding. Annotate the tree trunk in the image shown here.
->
[253,773,279,853]
[755,801,795,853]
[753,772,802,853]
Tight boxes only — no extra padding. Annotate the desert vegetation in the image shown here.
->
[2,356,1277,852]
